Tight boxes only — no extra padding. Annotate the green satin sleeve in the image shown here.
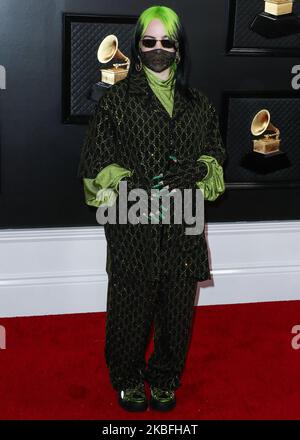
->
[82,163,133,208]
[195,154,225,201]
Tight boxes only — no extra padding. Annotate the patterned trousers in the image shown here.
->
[104,273,198,391]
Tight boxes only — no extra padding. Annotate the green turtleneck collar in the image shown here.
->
[142,63,176,117]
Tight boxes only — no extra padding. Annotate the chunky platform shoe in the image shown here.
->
[118,382,148,412]
[149,386,176,411]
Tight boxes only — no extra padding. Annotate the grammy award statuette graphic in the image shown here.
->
[250,0,300,38]
[89,34,130,102]
[240,109,291,174]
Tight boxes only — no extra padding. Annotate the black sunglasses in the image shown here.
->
[141,38,177,49]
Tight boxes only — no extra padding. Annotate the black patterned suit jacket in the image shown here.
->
[78,67,226,282]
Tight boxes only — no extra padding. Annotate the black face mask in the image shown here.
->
[139,48,176,73]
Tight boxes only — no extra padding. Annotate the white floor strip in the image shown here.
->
[0,221,299,317]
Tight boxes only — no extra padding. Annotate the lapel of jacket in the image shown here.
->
[126,67,195,122]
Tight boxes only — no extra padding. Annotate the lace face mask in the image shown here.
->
[139,48,176,73]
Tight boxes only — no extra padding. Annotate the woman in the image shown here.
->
[77,5,226,412]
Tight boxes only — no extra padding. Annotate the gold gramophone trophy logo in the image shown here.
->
[251,109,281,154]
[240,109,290,174]
[97,34,130,85]
[250,0,300,38]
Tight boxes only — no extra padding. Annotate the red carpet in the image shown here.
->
[0,300,300,420]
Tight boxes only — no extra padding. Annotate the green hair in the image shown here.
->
[138,5,180,40]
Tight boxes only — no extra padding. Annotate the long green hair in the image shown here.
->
[129,5,193,100]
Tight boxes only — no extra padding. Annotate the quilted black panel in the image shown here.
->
[232,0,300,48]
[70,21,136,115]
[225,96,300,182]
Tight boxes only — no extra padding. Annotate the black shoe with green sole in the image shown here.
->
[149,386,176,411]
[118,382,148,412]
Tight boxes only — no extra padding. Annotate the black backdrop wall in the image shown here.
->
[0,0,299,229]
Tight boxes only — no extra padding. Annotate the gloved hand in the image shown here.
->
[119,172,162,222]
[152,155,208,193]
